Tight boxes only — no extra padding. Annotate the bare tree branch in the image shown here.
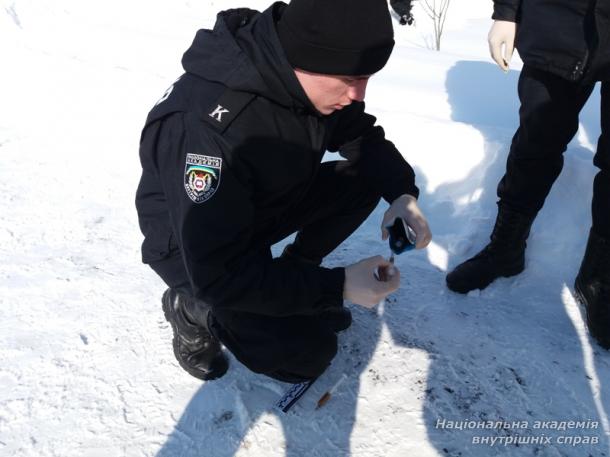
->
[418,0,451,50]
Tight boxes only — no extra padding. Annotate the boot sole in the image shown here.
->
[161,290,229,381]
[573,280,610,350]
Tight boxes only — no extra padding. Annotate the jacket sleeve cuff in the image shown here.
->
[492,3,519,22]
[314,267,346,311]
[382,176,420,204]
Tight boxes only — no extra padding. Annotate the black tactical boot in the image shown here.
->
[446,205,535,294]
[574,230,610,349]
[161,288,229,380]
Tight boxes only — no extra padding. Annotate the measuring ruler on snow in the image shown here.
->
[274,378,317,413]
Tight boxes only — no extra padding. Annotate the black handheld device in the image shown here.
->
[387,217,416,255]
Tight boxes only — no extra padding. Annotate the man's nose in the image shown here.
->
[348,79,368,102]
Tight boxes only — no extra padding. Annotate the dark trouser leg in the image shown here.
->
[219,161,380,382]
[577,81,610,349]
[498,66,595,215]
[149,244,217,328]
[269,160,381,264]
[208,312,339,383]
[271,329,337,382]
[592,81,610,238]
[149,249,192,294]
[267,162,379,380]
[447,68,596,294]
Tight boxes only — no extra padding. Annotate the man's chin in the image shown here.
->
[321,105,345,115]
[318,107,335,115]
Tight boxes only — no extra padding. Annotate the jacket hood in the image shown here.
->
[182,2,314,112]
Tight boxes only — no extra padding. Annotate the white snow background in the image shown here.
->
[1,1,609,456]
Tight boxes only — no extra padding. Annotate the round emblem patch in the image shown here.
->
[184,153,222,203]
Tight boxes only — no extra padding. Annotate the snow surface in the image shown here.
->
[1,1,609,456]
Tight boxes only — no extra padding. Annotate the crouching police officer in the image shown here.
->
[135,0,431,383]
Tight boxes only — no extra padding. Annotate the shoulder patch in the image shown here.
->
[184,153,222,203]
[202,90,255,133]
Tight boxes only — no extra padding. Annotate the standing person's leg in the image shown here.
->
[576,80,610,349]
[592,80,610,239]
[497,67,595,214]
[447,66,595,293]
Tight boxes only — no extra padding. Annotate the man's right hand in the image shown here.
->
[488,20,517,72]
[344,256,400,308]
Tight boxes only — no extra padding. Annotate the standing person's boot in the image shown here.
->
[446,205,536,293]
[574,230,610,349]
[162,288,229,380]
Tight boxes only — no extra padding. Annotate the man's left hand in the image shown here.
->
[381,194,432,249]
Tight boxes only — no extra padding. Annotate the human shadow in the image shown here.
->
[381,60,610,456]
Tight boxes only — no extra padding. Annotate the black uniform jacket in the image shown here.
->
[493,0,610,81]
[135,3,418,319]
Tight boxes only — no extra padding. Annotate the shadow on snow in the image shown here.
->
[156,61,609,457]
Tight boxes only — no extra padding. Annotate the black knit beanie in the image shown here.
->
[277,0,395,76]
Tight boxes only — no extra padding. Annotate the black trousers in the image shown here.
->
[151,160,380,382]
[498,66,610,238]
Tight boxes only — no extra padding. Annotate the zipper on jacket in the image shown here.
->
[575,0,597,81]
[571,50,589,81]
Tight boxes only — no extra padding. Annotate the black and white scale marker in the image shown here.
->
[274,379,317,413]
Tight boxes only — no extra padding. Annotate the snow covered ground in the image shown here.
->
[1,1,609,456]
